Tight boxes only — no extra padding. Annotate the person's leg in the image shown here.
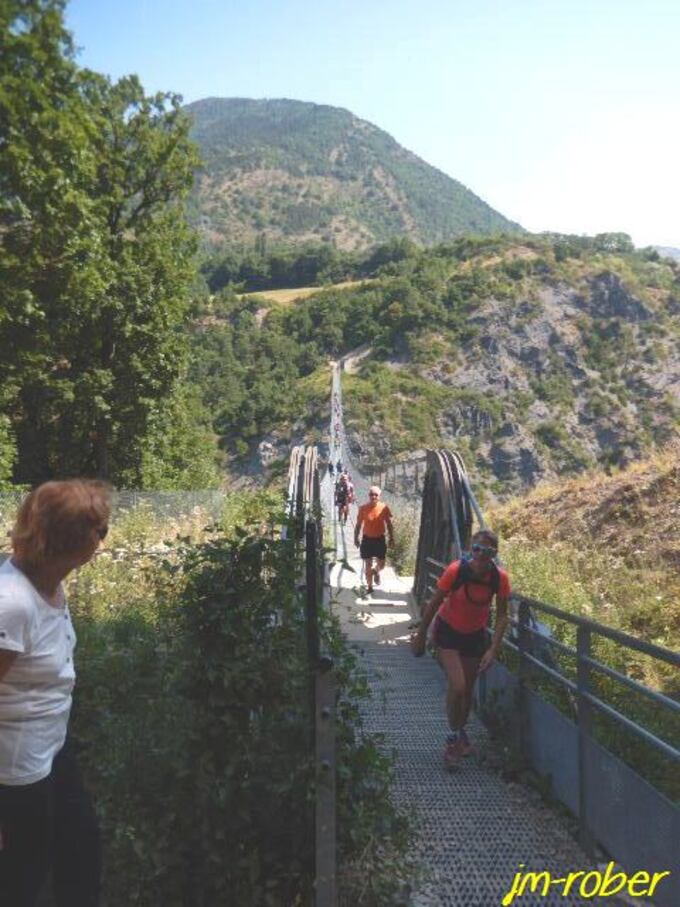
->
[437,648,467,731]
[51,740,101,907]
[363,557,374,590]
[459,655,481,723]
[374,557,386,584]
[373,537,386,584]
[457,655,482,752]
[0,775,54,907]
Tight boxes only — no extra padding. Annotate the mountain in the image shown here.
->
[184,97,521,249]
[654,246,680,261]
[189,234,680,497]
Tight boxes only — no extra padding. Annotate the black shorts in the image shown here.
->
[360,535,386,560]
[433,618,487,657]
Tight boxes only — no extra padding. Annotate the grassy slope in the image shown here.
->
[241,278,373,305]
[490,444,680,653]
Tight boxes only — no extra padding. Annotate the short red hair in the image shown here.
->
[12,480,112,564]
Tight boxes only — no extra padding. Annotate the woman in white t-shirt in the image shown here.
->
[0,479,111,907]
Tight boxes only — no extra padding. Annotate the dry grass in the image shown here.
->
[489,440,680,653]
[491,441,680,574]
[241,278,375,305]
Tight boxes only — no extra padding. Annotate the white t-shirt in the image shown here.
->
[0,558,76,785]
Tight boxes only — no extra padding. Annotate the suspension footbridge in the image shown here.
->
[286,363,679,907]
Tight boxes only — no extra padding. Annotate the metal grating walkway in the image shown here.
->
[324,500,626,905]
[323,372,631,906]
[354,640,625,906]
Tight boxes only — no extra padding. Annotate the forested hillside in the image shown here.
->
[192,233,680,495]
[185,97,521,249]
[3,8,678,505]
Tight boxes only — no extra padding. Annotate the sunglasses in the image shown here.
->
[369,493,379,498]
[471,543,496,556]
[96,524,109,540]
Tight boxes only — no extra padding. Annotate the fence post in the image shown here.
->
[517,600,531,760]
[306,520,320,714]
[315,656,337,907]
[577,625,595,855]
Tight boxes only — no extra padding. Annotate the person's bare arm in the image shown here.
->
[385,515,395,547]
[411,588,445,656]
[479,597,508,672]
[0,649,18,680]
[354,512,363,547]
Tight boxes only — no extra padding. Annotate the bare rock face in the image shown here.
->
[343,273,680,497]
[488,439,544,485]
[584,273,651,322]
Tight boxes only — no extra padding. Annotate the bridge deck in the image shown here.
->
[324,479,625,906]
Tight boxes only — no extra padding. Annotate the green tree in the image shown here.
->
[0,415,17,489]
[0,1,204,486]
[594,232,635,254]
[140,384,220,490]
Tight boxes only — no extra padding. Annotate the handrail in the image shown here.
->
[413,446,679,869]
[286,446,337,907]
[520,594,680,667]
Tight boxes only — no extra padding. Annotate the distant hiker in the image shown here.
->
[336,459,343,474]
[411,529,510,771]
[328,461,335,478]
[354,486,394,594]
[345,474,355,506]
[335,474,350,525]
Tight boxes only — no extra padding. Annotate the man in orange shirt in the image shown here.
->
[354,486,394,594]
[411,529,510,771]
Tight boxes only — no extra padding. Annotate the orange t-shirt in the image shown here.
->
[436,559,511,633]
[356,502,392,538]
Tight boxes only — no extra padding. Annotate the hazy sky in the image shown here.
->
[66,0,680,247]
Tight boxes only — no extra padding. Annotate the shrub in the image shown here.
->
[69,497,412,905]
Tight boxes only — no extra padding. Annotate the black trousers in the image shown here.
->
[0,737,101,907]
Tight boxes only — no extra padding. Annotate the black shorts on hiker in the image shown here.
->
[360,535,386,561]
[433,618,488,657]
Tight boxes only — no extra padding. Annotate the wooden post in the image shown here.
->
[315,660,337,907]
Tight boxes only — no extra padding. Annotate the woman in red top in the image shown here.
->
[411,529,510,771]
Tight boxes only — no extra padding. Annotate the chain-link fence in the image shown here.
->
[0,489,230,554]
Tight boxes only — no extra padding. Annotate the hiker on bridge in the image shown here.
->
[411,529,510,771]
[354,486,394,594]
[334,473,352,525]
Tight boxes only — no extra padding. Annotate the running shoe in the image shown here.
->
[373,569,381,586]
[443,736,462,772]
[458,727,473,756]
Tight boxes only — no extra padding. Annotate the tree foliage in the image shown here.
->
[0,0,215,487]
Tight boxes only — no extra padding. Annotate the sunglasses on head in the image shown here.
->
[471,542,496,556]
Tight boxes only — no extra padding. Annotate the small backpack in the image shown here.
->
[448,555,500,600]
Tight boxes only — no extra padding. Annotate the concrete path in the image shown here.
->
[324,479,626,906]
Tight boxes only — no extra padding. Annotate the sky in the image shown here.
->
[66,0,680,247]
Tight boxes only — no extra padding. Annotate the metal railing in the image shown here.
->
[285,446,337,907]
[421,547,679,902]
